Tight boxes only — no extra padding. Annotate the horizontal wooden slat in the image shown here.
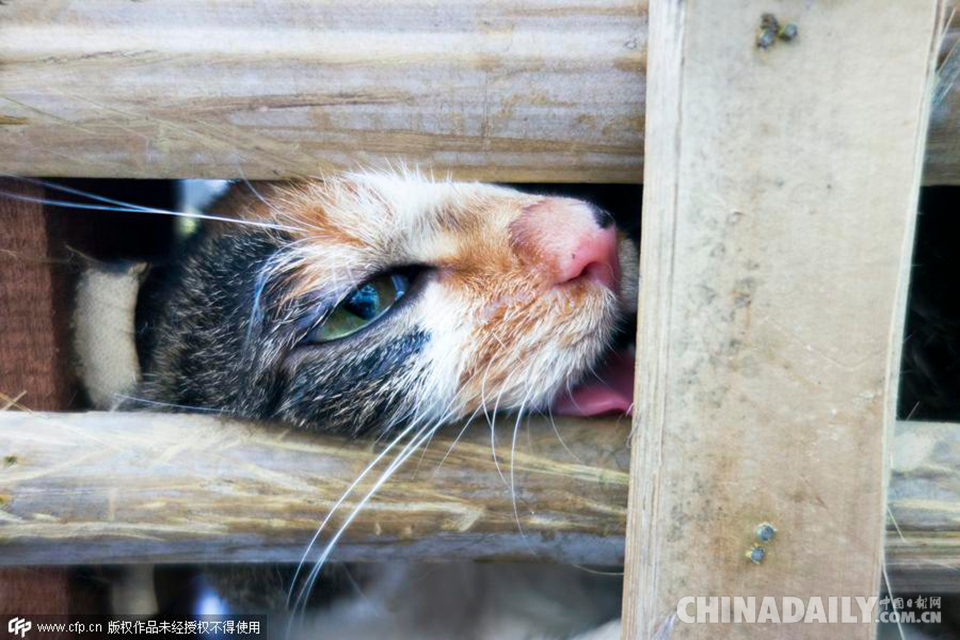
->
[886,420,960,592]
[0,412,956,582]
[0,412,631,565]
[0,1,957,183]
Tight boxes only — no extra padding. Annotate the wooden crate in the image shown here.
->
[0,1,957,639]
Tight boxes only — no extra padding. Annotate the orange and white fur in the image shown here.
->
[80,170,638,639]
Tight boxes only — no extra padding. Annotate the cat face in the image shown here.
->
[137,171,638,434]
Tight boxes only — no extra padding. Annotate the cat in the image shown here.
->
[110,170,639,639]
[130,171,639,430]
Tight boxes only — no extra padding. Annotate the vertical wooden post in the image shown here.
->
[0,180,77,629]
[622,2,944,639]
[0,179,73,410]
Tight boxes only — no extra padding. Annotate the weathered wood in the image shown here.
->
[0,179,73,411]
[886,421,960,594]
[0,180,77,633]
[0,568,72,634]
[0,412,956,581]
[0,412,631,565]
[622,1,943,638]
[0,1,957,184]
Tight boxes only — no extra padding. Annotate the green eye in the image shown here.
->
[305,272,410,343]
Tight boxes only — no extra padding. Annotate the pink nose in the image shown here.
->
[555,225,619,290]
[511,198,620,292]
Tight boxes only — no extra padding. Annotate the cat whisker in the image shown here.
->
[288,402,461,632]
[478,356,496,426]
[286,374,472,620]
[474,359,508,482]
[411,416,445,478]
[585,357,605,387]
[433,404,484,474]
[0,185,297,233]
[112,393,227,413]
[482,360,529,490]
[0,189,169,216]
[237,167,283,219]
[287,363,490,618]
[509,392,537,555]
[2,174,177,214]
[486,383,510,487]
[544,406,585,465]
[284,413,428,612]
[524,413,534,456]
[372,381,431,447]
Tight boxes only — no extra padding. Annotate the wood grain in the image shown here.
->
[622,1,943,638]
[0,180,77,633]
[0,412,632,565]
[0,1,956,183]
[0,412,955,585]
[0,179,72,411]
[886,421,960,593]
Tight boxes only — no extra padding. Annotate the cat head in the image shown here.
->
[136,171,638,434]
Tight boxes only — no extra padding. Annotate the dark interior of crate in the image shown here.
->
[38,179,960,422]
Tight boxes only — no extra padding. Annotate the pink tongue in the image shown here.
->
[552,352,635,417]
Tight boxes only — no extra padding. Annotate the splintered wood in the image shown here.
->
[623,1,944,639]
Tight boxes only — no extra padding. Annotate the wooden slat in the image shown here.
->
[886,421,960,593]
[0,412,631,565]
[0,412,956,581]
[622,1,943,638]
[0,1,957,183]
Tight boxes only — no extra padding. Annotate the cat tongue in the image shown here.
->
[552,352,635,417]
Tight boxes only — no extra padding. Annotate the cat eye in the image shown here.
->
[304,271,411,343]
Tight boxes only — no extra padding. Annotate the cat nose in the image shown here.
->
[511,199,620,292]
[555,224,619,290]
